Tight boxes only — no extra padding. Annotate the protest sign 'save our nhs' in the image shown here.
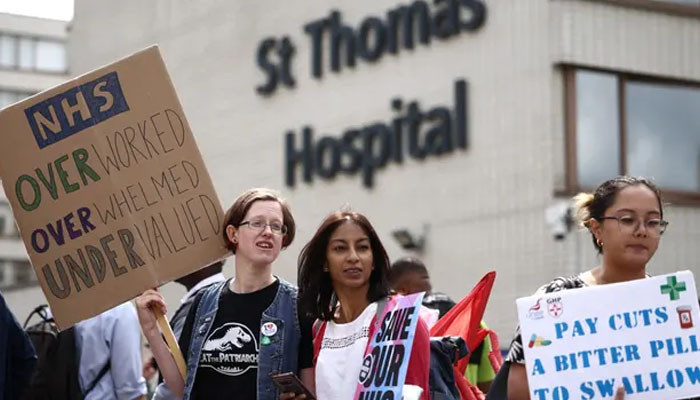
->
[0,46,230,329]
[354,292,425,400]
[516,271,700,400]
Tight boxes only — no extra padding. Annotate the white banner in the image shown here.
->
[516,271,700,400]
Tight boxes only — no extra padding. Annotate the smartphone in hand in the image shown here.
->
[269,372,316,400]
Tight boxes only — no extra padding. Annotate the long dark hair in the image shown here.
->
[297,211,391,321]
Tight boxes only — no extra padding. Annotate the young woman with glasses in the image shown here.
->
[501,176,668,400]
[136,188,314,400]
[287,211,430,400]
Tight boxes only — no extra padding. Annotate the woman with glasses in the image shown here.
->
[136,188,314,400]
[288,211,430,400]
[499,176,668,400]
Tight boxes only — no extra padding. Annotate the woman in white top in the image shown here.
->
[292,211,430,400]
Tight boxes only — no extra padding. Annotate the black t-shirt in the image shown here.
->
[179,279,313,400]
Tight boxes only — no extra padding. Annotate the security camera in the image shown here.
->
[545,200,574,241]
[391,224,429,252]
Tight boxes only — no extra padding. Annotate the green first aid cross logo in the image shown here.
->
[660,276,687,301]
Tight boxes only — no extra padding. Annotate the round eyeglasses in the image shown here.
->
[238,219,287,235]
[598,216,668,236]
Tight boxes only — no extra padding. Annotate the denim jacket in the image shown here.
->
[182,278,301,400]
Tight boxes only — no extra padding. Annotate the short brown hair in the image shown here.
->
[222,188,295,253]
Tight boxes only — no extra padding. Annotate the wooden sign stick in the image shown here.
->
[155,309,187,381]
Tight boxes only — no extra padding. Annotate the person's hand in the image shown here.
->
[135,289,167,338]
[614,386,625,400]
[280,392,307,400]
[142,356,157,380]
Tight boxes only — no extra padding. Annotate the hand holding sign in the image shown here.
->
[135,289,167,341]
[615,387,626,400]
[135,289,187,390]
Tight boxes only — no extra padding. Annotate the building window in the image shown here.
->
[626,81,700,192]
[0,35,16,68]
[0,33,66,73]
[0,260,36,290]
[574,70,621,188]
[13,260,34,286]
[36,40,66,72]
[18,36,34,70]
[0,261,6,287]
[565,67,700,201]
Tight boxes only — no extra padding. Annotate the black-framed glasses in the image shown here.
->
[598,216,668,236]
[239,219,287,235]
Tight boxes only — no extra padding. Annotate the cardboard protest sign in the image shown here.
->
[354,292,425,400]
[516,271,700,400]
[0,46,230,329]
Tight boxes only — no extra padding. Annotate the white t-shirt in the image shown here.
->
[315,303,377,400]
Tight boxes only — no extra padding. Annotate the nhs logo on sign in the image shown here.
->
[24,71,129,149]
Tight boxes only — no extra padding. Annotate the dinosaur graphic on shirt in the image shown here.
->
[199,322,259,377]
[203,326,252,351]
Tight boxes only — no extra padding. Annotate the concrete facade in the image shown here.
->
[6,0,698,339]
[0,13,69,308]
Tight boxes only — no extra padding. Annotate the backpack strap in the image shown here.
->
[23,304,51,328]
[311,319,326,367]
[312,319,321,339]
[486,329,503,372]
[371,296,389,335]
[83,361,111,395]
[365,296,390,346]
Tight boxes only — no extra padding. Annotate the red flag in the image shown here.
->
[430,271,497,375]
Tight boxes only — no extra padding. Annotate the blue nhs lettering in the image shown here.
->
[24,71,129,149]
